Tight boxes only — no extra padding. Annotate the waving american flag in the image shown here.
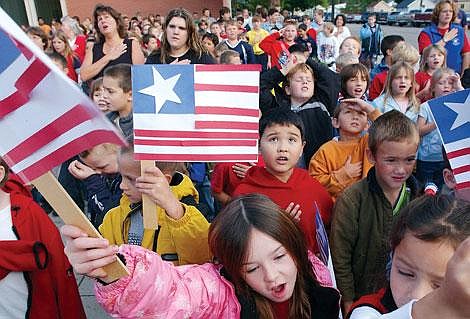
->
[0,8,125,183]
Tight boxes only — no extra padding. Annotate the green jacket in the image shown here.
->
[330,167,419,302]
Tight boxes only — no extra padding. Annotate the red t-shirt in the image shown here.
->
[307,28,317,42]
[233,167,333,253]
[415,71,432,102]
[418,27,470,54]
[369,70,388,100]
[415,71,431,90]
[73,35,87,63]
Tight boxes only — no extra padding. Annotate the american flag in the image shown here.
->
[0,8,125,183]
[428,89,470,190]
[132,64,260,162]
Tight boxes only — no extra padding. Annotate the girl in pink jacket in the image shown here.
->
[63,194,340,318]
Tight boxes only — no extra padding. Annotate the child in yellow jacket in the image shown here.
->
[99,144,211,265]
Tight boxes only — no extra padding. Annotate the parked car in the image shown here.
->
[397,9,421,26]
[361,12,371,24]
[414,8,433,27]
[377,12,388,24]
[387,11,402,25]
[352,13,362,23]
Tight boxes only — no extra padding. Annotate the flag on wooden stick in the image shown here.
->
[132,64,260,162]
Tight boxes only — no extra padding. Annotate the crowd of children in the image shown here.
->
[2,1,470,318]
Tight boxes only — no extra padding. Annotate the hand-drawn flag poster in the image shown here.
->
[0,8,125,183]
[132,64,260,162]
[427,89,470,190]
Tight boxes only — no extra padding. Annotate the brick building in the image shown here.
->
[1,0,228,27]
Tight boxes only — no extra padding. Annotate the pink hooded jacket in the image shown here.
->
[95,245,334,318]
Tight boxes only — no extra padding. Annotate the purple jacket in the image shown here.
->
[95,245,334,318]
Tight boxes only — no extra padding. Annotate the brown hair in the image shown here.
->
[93,4,127,43]
[209,194,318,319]
[160,8,207,64]
[391,194,470,251]
[0,157,9,187]
[90,77,104,98]
[26,27,48,50]
[368,110,419,155]
[252,15,262,23]
[431,0,458,25]
[383,61,420,113]
[340,63,370,98]
[103,63,132,92]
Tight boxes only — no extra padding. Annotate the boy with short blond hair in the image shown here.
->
[330,110,421,314]
[233,109,333,254]
[223,20,255,64]
[309,99,381,199]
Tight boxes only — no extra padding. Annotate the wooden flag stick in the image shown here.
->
[141,160,158,229]
[32,171,129,283]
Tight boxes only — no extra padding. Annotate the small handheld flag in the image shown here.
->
[132,64,260,162]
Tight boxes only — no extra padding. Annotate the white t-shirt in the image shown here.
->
[349,300,416,319]
[0,203,29,318]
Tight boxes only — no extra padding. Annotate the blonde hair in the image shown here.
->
[336,52,359,71]
[323,22,334,34]
[285,63,314,89]
[419,44,447,72]
[391,43,420,66]
[430,67,456,97]
[384,61,420,113]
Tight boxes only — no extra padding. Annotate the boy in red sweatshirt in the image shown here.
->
[233,109,333,254]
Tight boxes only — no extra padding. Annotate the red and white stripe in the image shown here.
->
[0,19,125,182]
[445,137,470,189]
[134,64,260,162]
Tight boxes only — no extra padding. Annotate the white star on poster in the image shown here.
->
[444,93,470,130]
[138,67,181,113]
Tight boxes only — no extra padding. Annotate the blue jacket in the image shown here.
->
[224,40,255,64]
[422,23,465,73]
[359,23,383,56]
[83,173,122,228]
